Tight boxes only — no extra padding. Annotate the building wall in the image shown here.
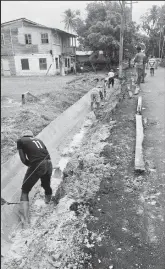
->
[1,56,16,76]
[1,20,75,76]
[14,54,55,76]
[1,22,67,56]
[14,54,72,76]
[1,21,23,57]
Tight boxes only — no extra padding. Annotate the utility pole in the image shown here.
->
[158,21,164,59]
[126,1,138,22]
[119,0,125,79]
[119,1,138,78]
[130,1,133,22]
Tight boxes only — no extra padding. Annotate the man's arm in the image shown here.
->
[17,139,30,166]
[18,149,30,166]
[44,146,51,160]
[134,54,138,64]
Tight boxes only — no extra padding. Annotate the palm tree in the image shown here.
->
[148,5,160,28]
[62,9,80,33]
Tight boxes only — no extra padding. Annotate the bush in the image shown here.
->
[160,58,165,67]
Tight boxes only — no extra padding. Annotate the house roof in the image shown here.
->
[76,51,93,56]
[1,18,77,37]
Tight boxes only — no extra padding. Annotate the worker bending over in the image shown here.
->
[90,79,104,110]
[17,130,53,227]
[107,69,115,88]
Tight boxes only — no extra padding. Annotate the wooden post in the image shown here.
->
[135,96,145,171]
[46,64,52,76]
[135,114,145,171]
[137,95,142,114]
[22,94,25,105]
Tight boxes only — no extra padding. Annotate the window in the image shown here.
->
[55,58,59,69]
[65,58,67,67]
[1,34,5,45]
[39,58,47,70]
[68,58,70,68]
[54,33,60,45]
[41,33,49,44]
[21,59,29,70]
[66,37,70,47]
[25,34,32,45]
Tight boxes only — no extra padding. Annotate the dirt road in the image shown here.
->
[85,67,165,269]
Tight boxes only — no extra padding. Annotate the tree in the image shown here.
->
[140,4,165,57]
[62,8,80,33]
[73,1,140,67]
[63,1,145,69]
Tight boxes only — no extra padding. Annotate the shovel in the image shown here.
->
[53,166,62,178]
[1,197,20,205]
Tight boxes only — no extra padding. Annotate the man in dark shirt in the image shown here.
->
[134,46,146,86]
[141,54,148,83]
[17,130,53,227]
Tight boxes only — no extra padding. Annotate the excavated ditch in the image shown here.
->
[2,78,128,269]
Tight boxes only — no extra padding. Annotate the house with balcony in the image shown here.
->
[1,18,77,76]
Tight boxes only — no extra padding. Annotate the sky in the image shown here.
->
[1,0,164,32]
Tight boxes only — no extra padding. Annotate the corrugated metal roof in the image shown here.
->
[76,51,93,56]
[1,18,77,37]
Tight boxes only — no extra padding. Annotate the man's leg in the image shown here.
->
[152,68,155,76]
[20,166,40,227]
[108,78,111,88]
[40,161,53,204]
[111,78,114,87]
[150,68,152,76]
[141,66,145,83]
[136,68,141,86]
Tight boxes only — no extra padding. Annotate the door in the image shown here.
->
[2,59,11,76]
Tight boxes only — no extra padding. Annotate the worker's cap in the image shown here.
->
[22,130,34,137]
[136,46,141,51]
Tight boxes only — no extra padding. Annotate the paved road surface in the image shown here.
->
[86,67,165,269]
